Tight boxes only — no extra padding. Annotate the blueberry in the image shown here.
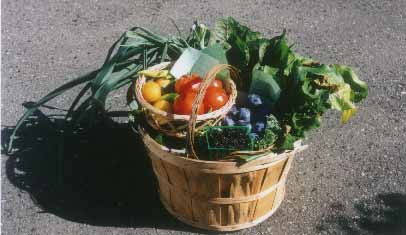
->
[253,122,266,133]
[239,108,251,122]
[248,94,263,107]
[223,116,235,126]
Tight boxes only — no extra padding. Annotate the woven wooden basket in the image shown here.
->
[139,126,307,231]
[135,64,308,231]
[134,62,238,138]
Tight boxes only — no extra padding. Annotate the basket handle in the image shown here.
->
[186,64,239,159]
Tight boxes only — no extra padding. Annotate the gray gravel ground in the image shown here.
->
[2,0,406,234]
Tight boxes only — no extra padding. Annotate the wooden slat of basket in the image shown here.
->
[159,184,286,231]
[153,168,287,204]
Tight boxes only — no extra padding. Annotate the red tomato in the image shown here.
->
[175,74,223,95]
[183,78,223,94]
[175,75,193,93]
[175,73,202,94]
[203,87,229,111]
[211,79,223,89]
[181,77,202,94]
[173,91,205,115]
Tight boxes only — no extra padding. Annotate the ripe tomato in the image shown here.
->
[175,74,223,94]
[182,78,223,94]
[211,79,223,89]
[175,73,202,94]
[203,87,229,111]
[173,91,205,115]
[175,75,192,93]
[181,77,202,94]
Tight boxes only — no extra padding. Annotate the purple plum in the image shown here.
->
[248,94,263,107]
[223,116,235,126]
[239,108,251,122]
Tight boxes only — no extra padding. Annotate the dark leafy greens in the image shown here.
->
[209,17,261,90]
[207,17,367,151]
[253,114,282,150]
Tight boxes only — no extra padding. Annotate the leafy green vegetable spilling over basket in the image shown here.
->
[8,17,367,159]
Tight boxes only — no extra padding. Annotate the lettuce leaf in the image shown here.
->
[274,60,368,149]
[331,64,368,102]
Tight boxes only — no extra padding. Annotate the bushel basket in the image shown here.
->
[134,63,308,231]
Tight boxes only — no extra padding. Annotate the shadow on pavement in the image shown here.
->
[1,109,212,233]
[317,193,406,235]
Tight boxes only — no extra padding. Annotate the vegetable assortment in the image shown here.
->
[8,17,368,161]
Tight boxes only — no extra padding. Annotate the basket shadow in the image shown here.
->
[317,193,406,234]
[1,109,211,233]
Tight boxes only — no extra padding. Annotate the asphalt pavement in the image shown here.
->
[2,0,406,234]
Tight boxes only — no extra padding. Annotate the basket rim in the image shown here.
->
[138,124,308,170]
[134,62,237,121]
